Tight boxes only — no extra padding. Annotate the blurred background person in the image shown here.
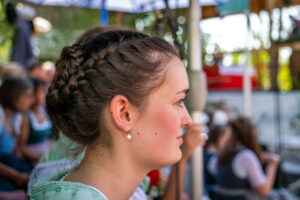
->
[41,62,55,84]
[5,2,51,71]
[0,62,27,84]
[28,62,44,80]
[0,78,34,200]
[23,78,53,161]
[204,125,231,198]
[28,61,56,85]
[5,3,35,69]
[209,116,280,200]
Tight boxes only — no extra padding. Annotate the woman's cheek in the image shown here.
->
[150,106,181,146]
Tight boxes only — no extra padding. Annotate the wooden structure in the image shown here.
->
[202,0,300,19]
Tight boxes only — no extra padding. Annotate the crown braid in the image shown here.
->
[46,30,178,148]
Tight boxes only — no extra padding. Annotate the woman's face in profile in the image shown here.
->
[132,56,192,169]
[34,86,47,106]
[16,88,34,112]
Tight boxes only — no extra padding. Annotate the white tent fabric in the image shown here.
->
[26,0,217,12]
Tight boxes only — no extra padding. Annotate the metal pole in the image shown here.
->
[187,0,207,199]
[243,10,251,116]
[100,0,108,25]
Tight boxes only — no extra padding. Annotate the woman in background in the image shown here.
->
[25,78,52,161]
[204,125,231,197]
[210,116,280,200]
[0,78,33,199]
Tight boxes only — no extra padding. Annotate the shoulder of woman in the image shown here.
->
[236,149,257,159]
[31,181,107,200]
[233,149,260,168]
[11,112,25,135]
[233,149,262,178]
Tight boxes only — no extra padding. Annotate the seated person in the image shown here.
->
[209,116,280,200]
[25,78,53,159]
[0,78,34,199]
[204,125,230,197]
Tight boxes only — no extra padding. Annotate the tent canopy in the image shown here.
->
[25,0,300,18]
[25,0,218,12]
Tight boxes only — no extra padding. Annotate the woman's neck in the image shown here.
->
[66,143,147,200]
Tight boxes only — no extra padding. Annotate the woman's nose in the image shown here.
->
[182,106,193,128]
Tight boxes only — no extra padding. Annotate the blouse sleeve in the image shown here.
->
[232,149,266,187]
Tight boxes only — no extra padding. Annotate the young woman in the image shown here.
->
[210,116,280,200]
[25,78,53,160]
[0,77,34,199]
[31,30,194,200]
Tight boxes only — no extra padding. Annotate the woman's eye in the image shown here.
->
[176,99,185,107]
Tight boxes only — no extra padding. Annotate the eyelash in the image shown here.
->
[176,98,185,107]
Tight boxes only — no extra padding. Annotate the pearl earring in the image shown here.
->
[126,133,132,141]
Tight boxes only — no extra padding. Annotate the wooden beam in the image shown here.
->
[202,5,218,19]
[274,41,300,50]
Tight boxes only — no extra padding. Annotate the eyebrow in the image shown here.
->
[176,88,189,95]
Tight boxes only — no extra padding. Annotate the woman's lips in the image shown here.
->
[177,135,183,143]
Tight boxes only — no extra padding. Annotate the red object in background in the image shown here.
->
[147,169,160,187]
[203,64,258,90]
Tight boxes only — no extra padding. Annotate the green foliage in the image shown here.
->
[33,6,99,61]
[0,3,217,68]
[123,10,218,65]
[0,2,14,64]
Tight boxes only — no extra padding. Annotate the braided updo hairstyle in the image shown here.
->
[46,30,178,149]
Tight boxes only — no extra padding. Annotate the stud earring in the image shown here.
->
[126,133,132,141]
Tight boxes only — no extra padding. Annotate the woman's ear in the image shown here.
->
[110,95,136,132]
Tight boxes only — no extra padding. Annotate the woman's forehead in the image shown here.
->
[151,57,189,97]
[164,57,188,87]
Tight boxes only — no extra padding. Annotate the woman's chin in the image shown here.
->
[175,149,183,163]
[161,150,182,168]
